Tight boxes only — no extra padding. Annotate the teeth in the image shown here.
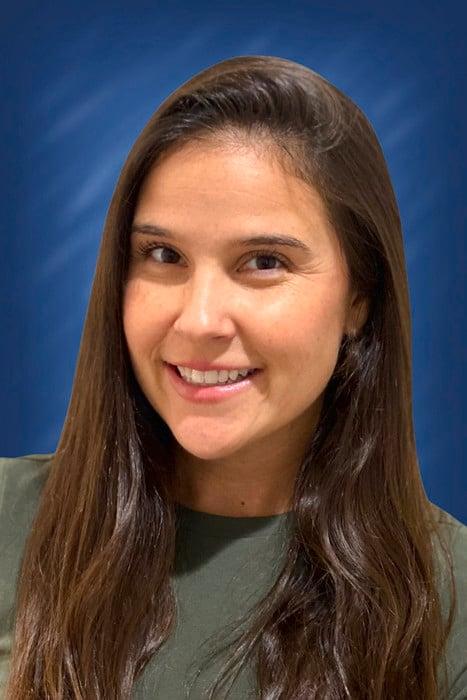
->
[177,366,253,385]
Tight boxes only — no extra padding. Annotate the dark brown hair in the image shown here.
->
[6,55,456,699]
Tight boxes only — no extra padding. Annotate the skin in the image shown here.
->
[123,141,368,517]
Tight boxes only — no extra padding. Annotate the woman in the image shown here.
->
[1,55,465,699]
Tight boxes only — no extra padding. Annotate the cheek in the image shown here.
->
[122,280,164,356]
[273,305,344,420]
[271,291,346,377]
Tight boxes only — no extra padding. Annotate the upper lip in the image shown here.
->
[165,360,259,371]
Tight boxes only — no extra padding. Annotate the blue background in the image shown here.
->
[1,1,465,523]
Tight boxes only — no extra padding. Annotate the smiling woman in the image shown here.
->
[1,55,466,699]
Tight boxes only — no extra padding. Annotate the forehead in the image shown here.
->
[135,143,333,237]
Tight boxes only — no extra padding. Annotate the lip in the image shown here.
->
[164,362,262,403]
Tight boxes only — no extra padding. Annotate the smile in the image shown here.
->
[164,362,262,403]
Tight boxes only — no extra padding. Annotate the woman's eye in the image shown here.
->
[134,242,289,272]
[145,245,181,265]
[242,253,287,271]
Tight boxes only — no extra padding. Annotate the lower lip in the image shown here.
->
[164,362,262,403]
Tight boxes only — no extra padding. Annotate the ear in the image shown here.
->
[345,293,369,337]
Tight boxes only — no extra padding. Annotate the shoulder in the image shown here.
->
[0,453,54,574]
[430,502,466,587]
[0,452,54,487]
[0,453,54,571]
[0,452,54,570]
[0,453,54,525]
[0,454,54,691]
[429,502,467,700]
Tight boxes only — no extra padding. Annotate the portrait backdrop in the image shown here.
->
[0,0,465,523]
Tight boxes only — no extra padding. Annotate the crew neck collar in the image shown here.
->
[175,502,293,540]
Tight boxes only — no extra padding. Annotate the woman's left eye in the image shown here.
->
[133,242,289,272]
[242,251,288,271]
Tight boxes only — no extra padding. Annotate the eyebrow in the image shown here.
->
[131,223,311,253]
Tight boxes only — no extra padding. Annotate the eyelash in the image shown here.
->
[133,241,290,272]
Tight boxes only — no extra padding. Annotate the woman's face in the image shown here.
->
[123,141,364,472]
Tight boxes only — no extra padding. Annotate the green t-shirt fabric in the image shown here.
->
[0,454,466,699]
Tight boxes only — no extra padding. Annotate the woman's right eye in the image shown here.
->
[135,242,180,263]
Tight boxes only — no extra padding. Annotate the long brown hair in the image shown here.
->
[6,55,456,699]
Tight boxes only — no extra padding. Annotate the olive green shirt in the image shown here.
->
[1,454,466,699]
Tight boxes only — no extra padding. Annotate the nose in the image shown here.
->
[172,267,237,339]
